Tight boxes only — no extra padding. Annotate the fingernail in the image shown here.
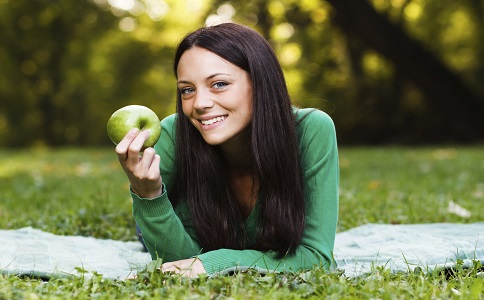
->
[130,128,139,134]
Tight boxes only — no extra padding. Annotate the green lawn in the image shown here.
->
[0,147,483,299]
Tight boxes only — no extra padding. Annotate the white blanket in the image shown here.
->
[1,223,483,279]
[333,223,483,277]
[0,228,150,279]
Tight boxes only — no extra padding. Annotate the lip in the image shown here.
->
[197,114,228,130]
[198,114,228,121]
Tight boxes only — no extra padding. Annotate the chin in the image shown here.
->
[201,137,225,146]
[198,132,229,146]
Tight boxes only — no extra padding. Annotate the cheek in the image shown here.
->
[244,86,253,113]
[181,101,191,117]
[244,94,253,116]
[181,102,200,128]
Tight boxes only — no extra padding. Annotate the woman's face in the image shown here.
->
[177,47,253,149]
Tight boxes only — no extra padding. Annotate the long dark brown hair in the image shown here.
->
[171,23,305,257]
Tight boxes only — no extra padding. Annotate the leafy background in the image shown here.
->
[1,0,483,148]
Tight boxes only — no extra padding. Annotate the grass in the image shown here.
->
[0,146,483,299]
[338,147,484,230]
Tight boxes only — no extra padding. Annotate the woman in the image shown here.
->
[115,23,339,277]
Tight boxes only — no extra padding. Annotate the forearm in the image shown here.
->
[198,246,331,276]
[132,188,202,261]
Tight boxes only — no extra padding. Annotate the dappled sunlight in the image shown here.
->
[205,3,235,26]
[390,0,407,8]
[279,43,302,66]
[284,68,304,99]
[310,8,329,23]
[271,22,295,40]
[362,50,393,78]
[143,0,169,21]
[108,0,136,11]
[371,0,424,21]
[1,0,482,146]
[118,16,137,32]
[268,0,285,19]
[440,10,476,70]
[403,1,423,20]
[94,0,169,21]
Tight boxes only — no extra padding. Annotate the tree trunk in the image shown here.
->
[326,0,484,142]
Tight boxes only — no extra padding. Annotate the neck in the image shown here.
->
[219,129,252,174]
[220,143,251,174]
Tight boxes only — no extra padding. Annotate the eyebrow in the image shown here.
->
[177,73,230,85]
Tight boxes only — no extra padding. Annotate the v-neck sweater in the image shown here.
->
[132,108,339,275]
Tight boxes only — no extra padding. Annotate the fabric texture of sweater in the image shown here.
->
[132,108,339,276]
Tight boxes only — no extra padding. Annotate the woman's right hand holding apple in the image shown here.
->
[115,128,163,199]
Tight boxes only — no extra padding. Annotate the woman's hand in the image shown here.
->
[115,128,162,199]
[161,258,206,278]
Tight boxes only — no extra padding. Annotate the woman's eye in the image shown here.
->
[212,82,228,90]
[180,87,194,95]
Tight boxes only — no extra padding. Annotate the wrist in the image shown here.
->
[130,186,163,199]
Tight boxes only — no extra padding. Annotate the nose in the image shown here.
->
[193,88,214,111]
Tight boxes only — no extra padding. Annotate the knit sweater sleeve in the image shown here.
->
[131,114,203,261]
[198,109,339,275]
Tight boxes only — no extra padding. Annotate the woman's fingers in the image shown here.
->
[114,129,162,198]
[149,153,161,178]
[116,130,149,165]
[126,131,150,166]
[161,258,206,278]
[139,148,160,180]
[115,128,141,161]
[139,147,155,172]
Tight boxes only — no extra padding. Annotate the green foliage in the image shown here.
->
[1,0,483,147]
[0,147,483,298]
[0,0,208,147]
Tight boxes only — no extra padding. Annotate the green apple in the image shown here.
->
[107,105,161,149]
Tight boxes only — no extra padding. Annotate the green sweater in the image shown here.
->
[132,108,339,276]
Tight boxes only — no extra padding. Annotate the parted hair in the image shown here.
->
[171,23,305,257]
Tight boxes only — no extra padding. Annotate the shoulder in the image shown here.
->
[154,113,177,152]
[161,113,177,128]
[294,107,338,170]
[293,107,336,136]
[160,113,177,137]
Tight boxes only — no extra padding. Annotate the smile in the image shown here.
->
[200,116,226,125]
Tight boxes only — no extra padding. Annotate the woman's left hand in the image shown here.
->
[161,258,206,278]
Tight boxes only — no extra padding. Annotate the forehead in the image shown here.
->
[176,47,241,79]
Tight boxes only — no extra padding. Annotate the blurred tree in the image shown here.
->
[216,0,484,143]
[0,0,483,146]
[0,0,208,147]
[326,0,484,142]
[0,0,118,146]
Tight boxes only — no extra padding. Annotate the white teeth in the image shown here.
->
[201,116,225,125]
